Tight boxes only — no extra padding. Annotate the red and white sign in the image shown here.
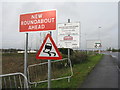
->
[64,36,73,40]
[36,34,62,60]
[20,10,56,32]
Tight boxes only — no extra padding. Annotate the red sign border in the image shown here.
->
[36,34,62,60]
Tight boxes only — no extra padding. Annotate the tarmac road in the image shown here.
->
[81,55,118,88]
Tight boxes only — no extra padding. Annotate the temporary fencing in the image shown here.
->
[0,73,29,89]
[27,58,73,85]
[0,58,73,88]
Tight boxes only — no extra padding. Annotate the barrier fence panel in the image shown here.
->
[0,73,29,89]
[27,58,73,85]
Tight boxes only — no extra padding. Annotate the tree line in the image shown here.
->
[107,47,120,52]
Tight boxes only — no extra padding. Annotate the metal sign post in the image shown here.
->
[48,60,51,89]
[48,31,52,89]
[68,49,70,61]
[68,19,70,72]
[99,48,101,54]
[24,33,28,88]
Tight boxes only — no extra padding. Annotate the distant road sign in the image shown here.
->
[87,40,102,49]
[57,22,80,48]
[36,34,62,60]
[20,10,56,32]
[94,43,102,48]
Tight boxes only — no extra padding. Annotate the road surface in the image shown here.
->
[102,52,120,71]
[81,55,118,88]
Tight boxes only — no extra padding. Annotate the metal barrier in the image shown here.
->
[0,73,29,89]
[27,58,73,85]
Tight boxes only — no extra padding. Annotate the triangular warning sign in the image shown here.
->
[36,34,62,60]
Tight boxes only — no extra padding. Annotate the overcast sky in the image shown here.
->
[1,0,119,50]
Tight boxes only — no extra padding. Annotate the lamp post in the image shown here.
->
[98,26,101,54]
[98,27,101,40]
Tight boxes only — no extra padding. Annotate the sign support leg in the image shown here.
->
[48,31,52,89]
[68,48,70,82]
[48,60,51,89]
[99,49,101,54]
[24,33,28,88]
[68,48,70,60]
[68,19,70,66]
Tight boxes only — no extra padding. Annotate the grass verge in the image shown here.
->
[33,54,103,88]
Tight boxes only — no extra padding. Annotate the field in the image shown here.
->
[2,53,45,74]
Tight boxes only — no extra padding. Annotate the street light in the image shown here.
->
[98,26,101,40]
[98,26,101,54]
